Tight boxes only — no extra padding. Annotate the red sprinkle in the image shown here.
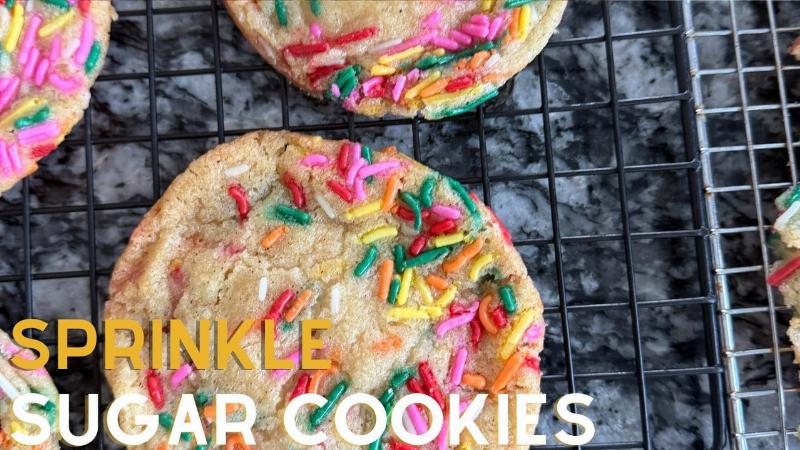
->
[282,173,307,209]
[429,219,457,236]
[227,183,250,221]
[418,361,445,409]
[524,356,541,373]
[389,437,416,450]
[30,142,58,158]
[78,0,90,14]
[285,42,330,57]
[408,236,427,256]
[289,373,310,401]
[449,303,467,316]
[145,369,164,410]
[406,377,425,395]
[445,74,475,92]
[490,306,509,329]
[469,316,482,350]
[336,143,350,177]
[326,179,353,203]
[328,26,378,47]
[768,256,800,286]
[266,289,295,321]
[396,205,415,221]
[308,64,346,84]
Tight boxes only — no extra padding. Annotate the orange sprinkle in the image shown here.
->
[377,259,395,300]
[469,51,491,70]
[226,433,250,450]
[382,145,398,156]
[382,174,400,212]
[156,445,167,450]
[461,373,487,390]
[308,364,338,394]
[203,403,240,420]
[285,289,314,322]
[478,294,498,335]
[442,238,484,273]
[481,72,506,84]
[503,33,513,46]
[261,225,289,249]
[426,274,449,291]
[456,58,468,71]
[370,333,404,352]
[490,350,525,395]
[420,78,448,98]
[510,7,520,38]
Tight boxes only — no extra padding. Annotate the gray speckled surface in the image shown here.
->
[0,0,785,448]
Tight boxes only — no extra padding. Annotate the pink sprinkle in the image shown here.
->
[353,177,366,201]
[432,36,460,51]
[300,154,330,167]
[436,415,449,450]
[74,18,95,65]
[487,12,509,40]
[449,29,472,46]
[384,29,437,56]
[7,143,21,173]
[461,23,488,39]
[391,74,406,102]
[430,204,462,220]
[470,14,490,26]
[310,21,322,39]
[348,143,362,170]
[346,157,366,186]
[360,76,383,95]
[330,83,341,98]
[422,10,441,29]
[435,302,478,337]
[272,348,301,378]
[0,77,12,92]
[406,403,428,435]
[49,33,62,62]
[34,59,50,87]
[47,73,81,94]
[0,141,10,176]
[357,160,401,178]
[169,363,193,388]
[524,321,545,343]
[449,346,467,386]
[17,120,60,146]
[406,68,420,85]
[0,77,20,113]
[18,14,42,67]
[22,48,39,80]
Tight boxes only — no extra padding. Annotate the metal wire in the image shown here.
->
[0,1,727,448]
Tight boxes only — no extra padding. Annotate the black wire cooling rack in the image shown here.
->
[0,1,727,449]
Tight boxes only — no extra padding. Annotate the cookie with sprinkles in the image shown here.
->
[0,328,59,449]
[224,0,566,119]
[104,130,546,449]
[768,186,800,367]
[0,0,115,195]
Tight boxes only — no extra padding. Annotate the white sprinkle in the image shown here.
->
[258,277,268,302]
[372,38,403,54]
[225,164,250,177]
[314,193,336,219]
[402,410,416,435]
[0,373,19,401]
[776,201,800,232]
[330,284,341,316]
[484,53,501,69]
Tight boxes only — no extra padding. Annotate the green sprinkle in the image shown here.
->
[387,276,401,304]
[273,204,311,225]
[393,244,405,273]
[310,0,322,16]
[415,41,495,70]
[403,247,449,268]
[446,177,479,218]
[158,412,174,429]
[379,387,395,410]
[785,185,800,208]
[195,392,210,407]
[339,75,357,98]
[41,0,69,8]
[310,380,348,428]
[354,245,379,277]
[368,440,383,450]
[14,106,50,129]
[5,0,14,9]
[499,285,517,314]
[399,191,422,231]
[419,176,437,209]
[434,88,499,118]
[362,145,374,183]
[335,66,356,87]
[196,446,208,450]
[84,41,102,74]
[390,367,415,389]
[274,0,288,26]
[504,0,537,8]
[280,320,293,332]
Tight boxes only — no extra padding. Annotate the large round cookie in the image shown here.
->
[0,329,59,449]
[104,130,546,449]
[224,0,566,119]
[0,0,115,194]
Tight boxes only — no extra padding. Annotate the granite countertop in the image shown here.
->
[2,0,794,448]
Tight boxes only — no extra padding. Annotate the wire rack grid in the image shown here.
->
[0,0,727,449]
[685,0,800,449]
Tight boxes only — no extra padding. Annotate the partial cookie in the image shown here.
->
[104,130,545,449]
[769,187,800,364]
[225,0,566,119]
[0,329,59,449]
[0,0,115,194]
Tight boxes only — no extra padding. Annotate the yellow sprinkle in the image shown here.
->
[468,253,495,282]
[345,200,382,220]
[370,64,396,76]
[404,71,442,100]
[481,0,496,11]
[499,309,537,360]
[435,285,458,308]
[423,306,444,319]
[518,4,531,40]
[4,3,24,53]
[0,97,45,128]
[432,232,465,248]
[388,307,434,321]
[38,9,75,37]
[378,45,424,65]
[397,267,413,306]
[422,86,484,107]
[360,225,398,244]
[414,275,433,305]
[432,48,446,56]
